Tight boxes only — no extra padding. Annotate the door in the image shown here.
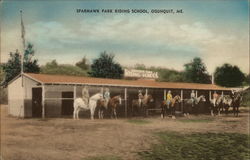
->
[61,92,74,116]
[32,88,42,117]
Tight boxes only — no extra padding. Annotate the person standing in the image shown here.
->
[213,91,219,107]
[191,90,196,107]
[104,88,110,108]
[166,90,172,108]
[138,90,144,107]
[82,86,89,105]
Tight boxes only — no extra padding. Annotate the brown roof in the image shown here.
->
[24,73,231,91]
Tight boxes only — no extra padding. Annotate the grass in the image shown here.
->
[178,118,214,123]
[84,155,122,160]
[127,119,151,125]
[138,132,250,160]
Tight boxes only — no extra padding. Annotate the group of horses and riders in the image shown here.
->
[73,87,122,120]
[73,86,243,120]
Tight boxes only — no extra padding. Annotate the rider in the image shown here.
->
[104,88,110,108]
[166,90,172,107]
[212,91,219,107]
[138,90,144,107]
[191,90,196,107]
[82,86,89,105]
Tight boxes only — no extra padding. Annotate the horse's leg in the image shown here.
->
[98,109,101,119]
[172,106,176,119]
[114,108,117,119]
[237,106,239,117]
[90,107,94,120]
[73,107,76,119]
[161,104,164,118]
[76,108,79,119]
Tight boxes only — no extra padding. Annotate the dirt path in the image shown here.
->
[1,105,249,160]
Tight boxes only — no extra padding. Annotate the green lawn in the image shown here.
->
[139,132,250,160]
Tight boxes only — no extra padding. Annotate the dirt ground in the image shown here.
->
[0,105,249,160]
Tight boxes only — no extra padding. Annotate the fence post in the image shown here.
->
[73,85,76,99]
[125,88,127,118]
[42,84,45,119]
[181,89,183,113]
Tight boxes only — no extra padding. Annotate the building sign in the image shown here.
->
[124,69,159,79]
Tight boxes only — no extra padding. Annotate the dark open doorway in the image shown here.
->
[61,92,74,116]
[32,88,42,117]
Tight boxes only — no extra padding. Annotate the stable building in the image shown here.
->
[8,73,231,118]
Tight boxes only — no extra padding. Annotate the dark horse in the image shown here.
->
[132,94,154,116]
[161,95,181,119]
[108,95,122,119]
[232,93,242,117]
[97,95,122,119]
[183,95,206,117]
[210,96,224,116]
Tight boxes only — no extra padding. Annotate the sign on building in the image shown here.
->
[124,69,159,79]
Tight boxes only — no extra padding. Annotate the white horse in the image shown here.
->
[73,93,103,120]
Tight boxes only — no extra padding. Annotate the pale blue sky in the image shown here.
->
[1,0,249,74]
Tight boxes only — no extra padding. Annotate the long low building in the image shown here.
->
[8,73,231,118]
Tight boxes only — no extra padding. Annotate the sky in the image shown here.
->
[0,0,249,74]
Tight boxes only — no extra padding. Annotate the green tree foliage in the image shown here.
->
[183,57,211,84]
[75,56,90,70]
[214,63,245,87]
[89,51,124,79]
[2,43,40,85]
[134,63,146,70]
[41,60,88,76]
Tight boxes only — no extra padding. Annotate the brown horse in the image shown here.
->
[161,95,181,119]
[132,94,154,116]
[97,98,106,119]
[108,95,122,119]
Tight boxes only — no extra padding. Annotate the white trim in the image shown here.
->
[23,73,43,84]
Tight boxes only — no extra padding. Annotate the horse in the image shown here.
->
[132,94,154,116]
[108,95,122,119]
[211,95,224,116]
[232,93,242,117]
[161,95,181,119]
[183,95,206,117]
[222,95,233,115]
[96,98,106,119]
[73,93,103,120]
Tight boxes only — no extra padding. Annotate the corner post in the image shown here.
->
[42,84,45,119]
[124,88,127,118]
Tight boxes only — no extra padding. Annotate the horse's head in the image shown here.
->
[90,92,103,101]
[175,95,182,103]
[147,94,154,102]
[199,95,206,102]
[116,95,122,105]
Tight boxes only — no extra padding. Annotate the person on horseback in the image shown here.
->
[138,90,144,107]
[191,90,196,107]
[166,90,172,108]
[104,88,110,108]
[82,86,89,105]
[213,91,218,107]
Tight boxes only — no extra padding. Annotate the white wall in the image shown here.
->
[8,76,24,117]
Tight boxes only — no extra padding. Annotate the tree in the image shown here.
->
[75,56,90,70]
[183,57,211,84]
[2,43,40,85]
[214,64,245,87]
[134,63,146,70]
[89,51,124,79]
[41,60,88,76]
